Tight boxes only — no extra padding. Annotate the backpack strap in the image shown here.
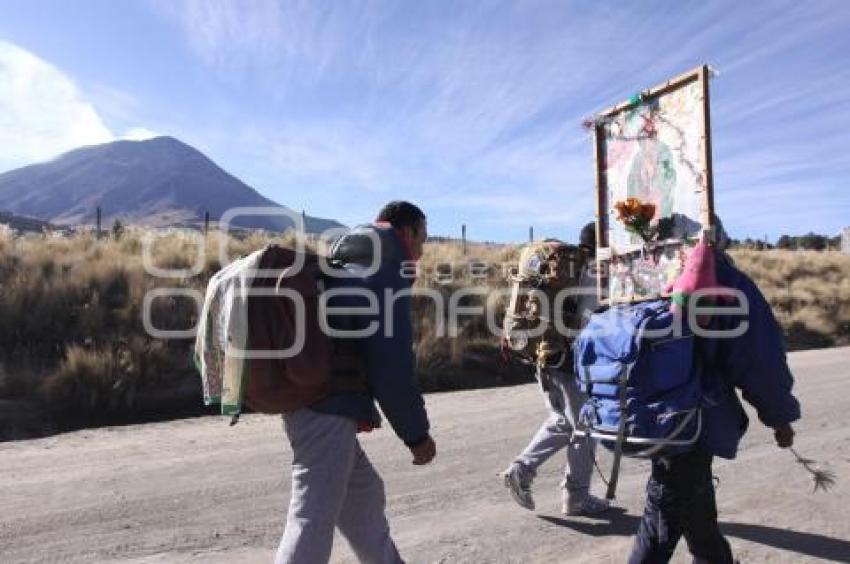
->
[605,362,629,500]
[604,312,652,500]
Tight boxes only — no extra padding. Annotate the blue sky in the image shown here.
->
[1,0,848,242]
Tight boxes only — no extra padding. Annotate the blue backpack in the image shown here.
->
[573,299,703,498]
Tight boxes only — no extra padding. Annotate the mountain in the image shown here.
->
[0,211,68,234]
[0,136,343,234]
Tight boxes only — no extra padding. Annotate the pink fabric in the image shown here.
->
[667,237,726,323]
[670,238,718,296]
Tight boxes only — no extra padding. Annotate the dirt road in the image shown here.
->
[2,347,848,563]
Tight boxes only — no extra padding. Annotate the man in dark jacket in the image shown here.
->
[628,220,800,564]
[275,201,435,564]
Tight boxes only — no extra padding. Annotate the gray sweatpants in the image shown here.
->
[513,366,595,497]
[276,409,404,564]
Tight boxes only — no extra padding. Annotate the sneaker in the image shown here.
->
[563,493,610,516]
[501,464,535,511]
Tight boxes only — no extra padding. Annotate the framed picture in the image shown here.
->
[592,64,716,303]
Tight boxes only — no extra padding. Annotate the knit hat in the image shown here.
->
[579,221,596,251]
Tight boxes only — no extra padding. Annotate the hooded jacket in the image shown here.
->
[698,252,801,459]
[309,224,431,447]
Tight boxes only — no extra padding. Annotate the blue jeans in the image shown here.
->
[629,449,733,564]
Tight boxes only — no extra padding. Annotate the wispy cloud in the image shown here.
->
[153,0,850,240]
[122,127,160,141]
[0,41,161,172]
[0,40,112,171]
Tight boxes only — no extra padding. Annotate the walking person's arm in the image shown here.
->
[363,276,435,464]
[715,268,801,446]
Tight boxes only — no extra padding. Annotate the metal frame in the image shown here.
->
[574,410,702,455]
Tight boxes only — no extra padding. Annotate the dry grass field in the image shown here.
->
[0,226,847,438]
[732,249,850,349]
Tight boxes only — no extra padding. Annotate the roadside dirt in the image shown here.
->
[1,347,848,563]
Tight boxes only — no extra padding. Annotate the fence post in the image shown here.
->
[529,226,534,242]
[461,224,467,255]
[96,206,102,239]
[204,211,210,235]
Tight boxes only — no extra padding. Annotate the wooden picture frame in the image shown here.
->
[592,64,716,304]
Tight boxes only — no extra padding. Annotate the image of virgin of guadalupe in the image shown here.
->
[624,101,677,225]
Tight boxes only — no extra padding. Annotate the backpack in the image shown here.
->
[573,299,703,498]
[503,240,587,366]
[195,244,367,423]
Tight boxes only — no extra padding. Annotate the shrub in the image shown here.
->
[0,228,847,437]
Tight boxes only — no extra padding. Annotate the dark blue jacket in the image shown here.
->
[698,252,801,459]
[310,224,430,447]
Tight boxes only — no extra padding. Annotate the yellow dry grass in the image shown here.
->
[730,249,850,348]
[0,228,847,426]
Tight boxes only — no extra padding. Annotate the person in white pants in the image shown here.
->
[276,203,436,564]
[502,364,609,515]
[276,409,404,564]
[501,222,611,516]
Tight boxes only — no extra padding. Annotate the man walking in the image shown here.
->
[501,222,610,516]
[276,201,435,564]
[628,218,801,563]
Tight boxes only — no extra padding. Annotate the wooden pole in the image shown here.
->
[595,65,702,121]
[461,224,467,255]
[593,122,607,303]
[204,211,210,235]
[699,64,715,233]
[96,206,102,239]
[529,226,534,242]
